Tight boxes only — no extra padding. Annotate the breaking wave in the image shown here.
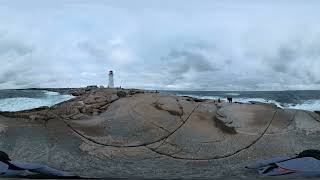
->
[224,93,240,96]
[286,100,320,112]
[0,91,74,112]
[178,94,320,111]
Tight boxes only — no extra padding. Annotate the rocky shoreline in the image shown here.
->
[0,87,320,179]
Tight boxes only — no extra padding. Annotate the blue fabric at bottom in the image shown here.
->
[247,157,320,177]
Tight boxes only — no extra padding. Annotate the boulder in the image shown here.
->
[85,102,109,110]
[71,91,84,96]
[214,112,237,134]
[84,96,107,104]
[117,91,127,98]
[106,94,119,103]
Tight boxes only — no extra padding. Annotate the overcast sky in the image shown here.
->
[0,0,320,90]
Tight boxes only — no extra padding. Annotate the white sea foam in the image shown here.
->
[224,93,240,96]
[0,91,74,112]
[287,100,320,111]
[43,91,60,96]
[178,94,222,100]
[228,97,283,108]
[184,94,320,111]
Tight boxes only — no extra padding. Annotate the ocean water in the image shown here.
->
[164,90,320,112]
[1,89,320,112]
[0,90,74,112]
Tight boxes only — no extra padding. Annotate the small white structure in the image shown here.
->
[108,70,114,88]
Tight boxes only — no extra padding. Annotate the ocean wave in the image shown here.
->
[287,100,320,111]
[224,93,240,96]
[177,94,320,111]
[227,97,283,108]
[43,91,60,96]
[177,94,222,100]
[0,91,74,112]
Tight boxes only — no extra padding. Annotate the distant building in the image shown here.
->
[108,70,114,88]
[86,85,98,88]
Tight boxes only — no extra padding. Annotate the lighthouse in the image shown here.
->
[108,70,114,88]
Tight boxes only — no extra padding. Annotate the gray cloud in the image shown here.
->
[157,47,219,87]
[78,41,106,59]
[0,0,320,90]
[0,31,33,56]
[0,40,32,56]
[269,47,297,73]
[165,49,216,74]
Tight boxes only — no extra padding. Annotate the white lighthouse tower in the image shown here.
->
[108,70,114,88]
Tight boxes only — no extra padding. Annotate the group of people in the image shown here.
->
[214,97,232,103]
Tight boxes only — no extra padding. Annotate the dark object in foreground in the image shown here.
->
[117,91,127,98]
[0,151,81,179]
[227,97,232,103]
[246,150,320,177]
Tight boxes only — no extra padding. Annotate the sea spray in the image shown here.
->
[0,90,74,112]
[170,90,320,111]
